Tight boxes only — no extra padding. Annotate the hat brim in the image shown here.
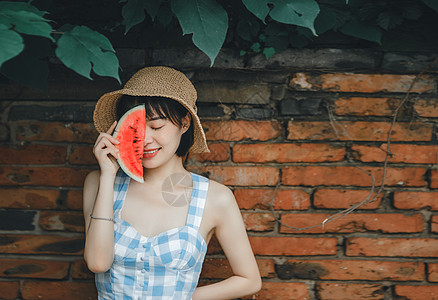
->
[93,89,209,154]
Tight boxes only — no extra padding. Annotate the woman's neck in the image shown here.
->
[142,155,187,184]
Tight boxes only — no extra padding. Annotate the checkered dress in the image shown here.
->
[95,170,209,300]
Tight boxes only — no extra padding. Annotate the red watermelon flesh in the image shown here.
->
[113,104,146,183]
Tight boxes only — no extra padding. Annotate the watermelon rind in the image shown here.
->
[113,104,145,183]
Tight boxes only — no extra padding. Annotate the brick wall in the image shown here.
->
[0,48,437,299]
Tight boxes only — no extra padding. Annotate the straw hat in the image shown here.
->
[93,66,209,153]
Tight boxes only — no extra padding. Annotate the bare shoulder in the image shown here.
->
[206,178,236,209]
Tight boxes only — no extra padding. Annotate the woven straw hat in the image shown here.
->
[93,66,209,153]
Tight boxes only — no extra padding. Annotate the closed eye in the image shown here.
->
[151,126,164,130]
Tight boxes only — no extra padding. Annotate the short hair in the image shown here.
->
[116,95,194,157]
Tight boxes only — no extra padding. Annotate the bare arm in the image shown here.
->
[83,121,120,273]
[192,184,262,300]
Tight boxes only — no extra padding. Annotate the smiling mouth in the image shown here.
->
[144,148,160,154]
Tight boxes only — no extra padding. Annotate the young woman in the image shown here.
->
[83,66,262,299]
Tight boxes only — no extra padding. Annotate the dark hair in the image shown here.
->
[116,95,194,157]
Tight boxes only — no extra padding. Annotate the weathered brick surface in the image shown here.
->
[0,235,84,255]
[280,213,424,234]
[22,281,97,300]
[203,120,282,141]
[414,99,438,117]
[232,143,345,163]
[352,144,438,163]
[234,188,310,210]
[0,281,20,300]
[394,285,438,300]
[249,282,310,300]
[281,259,424,281]
[2,48,437,299]
[334,97,400,116]
[428,263,438,282]
[287,121,433,141]
[0,144,67,164]
[394,191,438,210]
[0,167,91,187]
[0,258,69,279]
[315,282,385,300]
[249,237,337,256]
[282,166,426,187]
[39,211,85,232]
[289,73,436,93]
[346,237,438,257]
[313,189,382,209]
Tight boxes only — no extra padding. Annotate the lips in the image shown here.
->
[143,148,160,158]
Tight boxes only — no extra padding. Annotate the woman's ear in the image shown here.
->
[182,113,191,133]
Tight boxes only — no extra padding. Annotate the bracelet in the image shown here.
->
[90,214,115,223]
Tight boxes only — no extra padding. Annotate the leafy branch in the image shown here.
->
[1,0,438,92]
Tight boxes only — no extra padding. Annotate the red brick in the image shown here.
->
[68,145,96,165]
[0,144,67,164]
[0,188,58,209]
[432,215,438,233]
[289,73,436,93]
[432,170,438,189]
[17,121,97,143]
[316,282,385,300]
[0,167,92,187]
[72,259,94,280]
[280,213,424,234]
[352,144,438,163]
[414,99,438,117]
[39,211,84,232]
[0,258,69,279]
[189,166,279,186]
[282,166,426,187]
[22,281,96,300]
[234,188,310,210]
[346,237,438,257]
[242,213,276,231]
[249,236,337,256]
[334,97,399,116]
[249,282,310,300]
[0,234,84,255]
[187,143,230,162]
[0,281,20,300]
[395,285,438,300]
[314,189,382,209]
[394,191,438,210]
[65,190,84,210]
[428,263,438,282]
[287,121,433,141]
[284,259,424,281]
[232,143,345,163]
[201,258,275,279]
[203,120,282,141]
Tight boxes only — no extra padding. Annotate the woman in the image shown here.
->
[83,66,262,299]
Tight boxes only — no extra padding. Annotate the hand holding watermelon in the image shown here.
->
[93,121,121,177]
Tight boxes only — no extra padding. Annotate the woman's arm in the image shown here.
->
[192,184,262,300]
[83,121,120,273]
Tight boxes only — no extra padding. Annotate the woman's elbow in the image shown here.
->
[251,275,262,294]
[84,255,112,273]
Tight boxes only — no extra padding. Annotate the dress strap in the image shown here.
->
[113,169,130,213]
[186,173,209,230]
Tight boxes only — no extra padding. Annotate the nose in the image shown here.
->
[143,126,154,144]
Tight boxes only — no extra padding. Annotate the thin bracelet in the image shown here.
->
[90,214,115,223]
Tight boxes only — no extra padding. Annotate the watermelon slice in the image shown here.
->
[113,104,146,183]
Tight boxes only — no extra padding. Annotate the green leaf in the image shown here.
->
[55,25,120,83]
[121,0,146,34]
[0,23,24,68]
[269,0,320,35]
[422,0,438,14]
[156,4,174,28]
[0,1,54,41]
[0,35,51,92]
[241,0,270,23]
[377,11,403,30]
[171,0,228,66]
[263,47,275,59]
[251,42,261,53]
[315,5,337,34]
[340,20,382,44]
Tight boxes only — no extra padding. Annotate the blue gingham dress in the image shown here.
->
[95,170,209,299]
